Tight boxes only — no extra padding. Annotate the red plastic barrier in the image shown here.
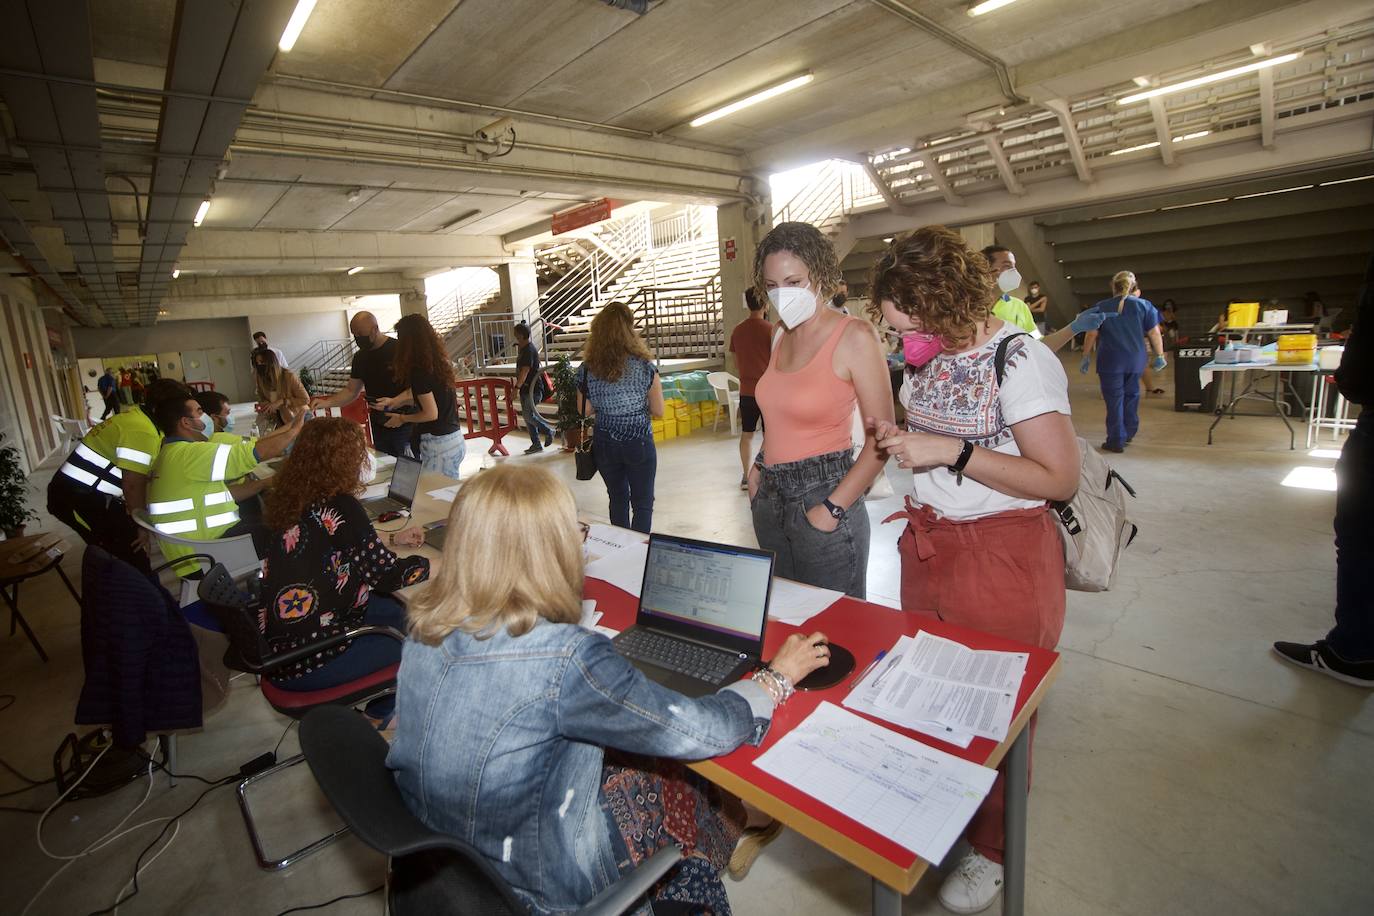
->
[458,377,519,457]
[187,381,215,393]
[315,394,374,449]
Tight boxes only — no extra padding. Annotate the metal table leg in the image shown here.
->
[55,564,81,604]
[1002,726,1031,916]
[1,581,48,662]
[1273,372,1295,449]
[872,878,902,916]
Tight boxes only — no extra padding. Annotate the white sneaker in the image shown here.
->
[938,850,1003,914]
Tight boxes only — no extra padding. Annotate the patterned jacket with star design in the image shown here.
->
[260,493,430,679]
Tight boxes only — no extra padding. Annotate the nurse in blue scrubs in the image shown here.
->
[1081,270,1167,452]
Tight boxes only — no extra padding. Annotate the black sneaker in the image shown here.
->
[1100,441,1125,454]
[1272,640,1374,687]
[523,444,544,455]
[543,432,553,448]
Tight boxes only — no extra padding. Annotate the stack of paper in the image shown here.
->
[753,702,996,864]
[844,632,1027,744]
[426,483,461,502]
[767,578,844,625]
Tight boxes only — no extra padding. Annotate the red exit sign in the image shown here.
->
[551,198,614,235]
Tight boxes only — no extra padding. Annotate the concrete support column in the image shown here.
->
[997,217,1077,325]
[716,200,768,374]
[496,259,541,349]
[400,285,429,320]
[957,223,996,252]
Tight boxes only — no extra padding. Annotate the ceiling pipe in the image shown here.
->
[864,0,1025,104]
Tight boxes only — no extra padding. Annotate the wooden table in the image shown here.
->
[0,532,80,662]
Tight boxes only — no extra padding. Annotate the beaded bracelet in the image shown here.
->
[751,666,795,705]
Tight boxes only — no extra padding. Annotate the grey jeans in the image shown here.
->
[751,448,869,599]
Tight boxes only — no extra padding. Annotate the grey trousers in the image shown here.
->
[751,448,869,599]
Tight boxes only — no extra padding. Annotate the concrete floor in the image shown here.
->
[2,357,1370,915]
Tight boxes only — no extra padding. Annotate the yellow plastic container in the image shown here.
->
[1227,302,1260,328]
[661,420,677,440]
[1276,348,1316,365]
[1277,333,1318,351]
[651,419,665,442]
[677,418,692,437]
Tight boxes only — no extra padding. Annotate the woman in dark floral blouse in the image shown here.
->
[261,417,429,720]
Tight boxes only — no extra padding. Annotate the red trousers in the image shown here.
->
[885,499,1065,864]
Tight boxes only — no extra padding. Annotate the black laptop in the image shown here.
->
[612,533,774,698]
[361,455,421,518]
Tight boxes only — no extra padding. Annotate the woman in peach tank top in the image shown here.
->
[746,222,893,598]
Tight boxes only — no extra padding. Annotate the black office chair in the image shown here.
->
[198,563,404,870]
[299,705,690,916]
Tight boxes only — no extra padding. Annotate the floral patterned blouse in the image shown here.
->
[260,493,430,679]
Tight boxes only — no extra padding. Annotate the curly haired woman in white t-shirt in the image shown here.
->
[865,225,1080,916]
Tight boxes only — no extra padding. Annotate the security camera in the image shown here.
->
[475,117,514,142]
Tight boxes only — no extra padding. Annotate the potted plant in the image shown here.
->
[550,355,586,451]
[0,433,37,538]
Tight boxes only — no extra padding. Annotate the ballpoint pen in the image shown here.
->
[849,650,887,688]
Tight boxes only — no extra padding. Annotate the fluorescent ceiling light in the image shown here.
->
[171,268,180,279]
[347,265,365,275]
[690,74,813,127]
[1118,52,1301,105]
[278,0,317,52]
[883,237,894,243]
[968,0,1019,15]
[193,200,210,227]
[1233,185,1312,200]
[1319,175,1374,187]
[1172,130,1210,142]
[1108,141,1161,156]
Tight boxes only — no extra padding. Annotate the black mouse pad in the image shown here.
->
[795,643,855,691]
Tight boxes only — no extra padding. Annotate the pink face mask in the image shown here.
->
[902,332,943,368]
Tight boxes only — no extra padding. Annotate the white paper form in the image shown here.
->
[583,524,647,564]
[426,484,461,502]
[584,541,649,596]
[845,637,974,749]
[767,578,844,625]
[868,633,1027,742]
[753,702,996,864]
[579,599,603,630]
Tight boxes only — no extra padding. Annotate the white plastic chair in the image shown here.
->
[50,416,89,452]
[706,371,741,436]
[132,510,260,607]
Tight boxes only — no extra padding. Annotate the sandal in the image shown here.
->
[727,820,783,880]
[1148,388,1165,395]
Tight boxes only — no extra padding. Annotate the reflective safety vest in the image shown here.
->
[58,408,162,498]
[146,437,260,571]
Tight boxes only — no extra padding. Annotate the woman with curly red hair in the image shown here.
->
[261,417,429,722]
[373,313,465,477]
[867,226,1079,914]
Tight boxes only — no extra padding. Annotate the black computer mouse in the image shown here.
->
[796,643,856,691]
[377,510,406,523]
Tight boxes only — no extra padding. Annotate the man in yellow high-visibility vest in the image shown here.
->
[47,377,193,574]
[146,391,302,574]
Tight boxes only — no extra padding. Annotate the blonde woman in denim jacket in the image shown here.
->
[388,465,830,914]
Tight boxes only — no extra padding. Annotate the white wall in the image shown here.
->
[248,309,350,367]
[0,276,67,470]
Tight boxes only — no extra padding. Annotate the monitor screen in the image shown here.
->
[389,456,421,501]
[639,535,772,642]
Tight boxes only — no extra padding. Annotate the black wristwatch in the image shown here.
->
[821,497,845,520]
[947,440,975,484]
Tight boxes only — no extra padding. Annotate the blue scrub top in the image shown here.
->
[1091,295,1160,374]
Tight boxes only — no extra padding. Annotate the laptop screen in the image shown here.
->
[388,456,422,503]
[637,534,773,652]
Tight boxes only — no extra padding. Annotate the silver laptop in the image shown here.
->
[423,519,448,550]
[361,455,421,518]
[613,533,774,698]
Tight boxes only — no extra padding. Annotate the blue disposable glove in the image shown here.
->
[1151,355,1167,372]
[1070,310,1113,333]
[1079,355,1091,375]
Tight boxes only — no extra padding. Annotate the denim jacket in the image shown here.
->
[386,619,773,914]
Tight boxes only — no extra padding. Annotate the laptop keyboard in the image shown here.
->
[616,629,744,683]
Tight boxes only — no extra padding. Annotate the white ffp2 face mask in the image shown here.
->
[998,267,1023,294]
[767,286,819,329]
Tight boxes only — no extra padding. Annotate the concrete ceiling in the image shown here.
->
[1,0,1371,327]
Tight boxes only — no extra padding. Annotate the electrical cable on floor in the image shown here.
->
[86,774,236,916]
[273,884,385,916]
[272,719,298,759]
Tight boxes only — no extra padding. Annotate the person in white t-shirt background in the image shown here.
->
[863,225,1080,916]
